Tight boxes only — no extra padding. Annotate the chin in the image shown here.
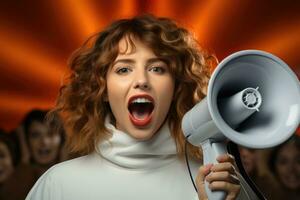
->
[36,158,55,166]
[129,130,156,141]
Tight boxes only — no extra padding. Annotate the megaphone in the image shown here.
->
[182,50,300,199]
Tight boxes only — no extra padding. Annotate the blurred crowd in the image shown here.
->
[239,135,300,200]
[0,109,299,199]
[0,109,71,200]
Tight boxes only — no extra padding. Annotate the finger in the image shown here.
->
[196,164,212,189]
[217,153,235,164]
[209,181,241,194]
[226,192,241,200]
[226,182,241,200]
[210,162,236,173]
[209,181,241,200]
[196,164,213,199]
[206,171,240,184]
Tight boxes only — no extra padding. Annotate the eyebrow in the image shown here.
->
[113,59,135,66]
[113,57,167,66]
[146,58,167,65]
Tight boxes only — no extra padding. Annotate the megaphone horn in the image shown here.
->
[182,50,300,200]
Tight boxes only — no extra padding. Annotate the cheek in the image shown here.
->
[52,135,61,147]
[249,155,256,162]
[155,81,174,121]
[46,140,61,153]
[276,163,289,177]
[107,79,133,118]
[29,139,40,151]
[162,85,174,106]
[107,92,124,118]
[155,77,174,97]
[4,158,13,168]
[106,76,130,95]
[0,154,13,166]
[107,80,127,106]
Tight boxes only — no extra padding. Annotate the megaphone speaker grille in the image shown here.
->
[208,50,300,148]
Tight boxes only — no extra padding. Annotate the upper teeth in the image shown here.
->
[132,98,152,103]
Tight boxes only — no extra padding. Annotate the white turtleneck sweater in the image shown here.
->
[26,121,258,200]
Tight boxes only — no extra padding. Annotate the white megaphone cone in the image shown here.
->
[182,50,300,200]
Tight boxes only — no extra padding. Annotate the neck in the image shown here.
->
[95,118,178,170]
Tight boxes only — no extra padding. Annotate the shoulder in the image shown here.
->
[47,152,106,178]
[50,153,99,173]
[25,154,100,200]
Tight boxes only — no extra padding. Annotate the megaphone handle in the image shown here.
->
[201,139,227,200]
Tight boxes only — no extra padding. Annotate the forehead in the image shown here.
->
[29,121,48,133]
[279,143,298,156]
[118,35,135,54]
[117,35,154,56]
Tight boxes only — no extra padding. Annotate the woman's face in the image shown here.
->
[0,141,14,183]
[239,147,257,174]
[106,37,175,140]
[275,142,300,190]
[28,121,61,165]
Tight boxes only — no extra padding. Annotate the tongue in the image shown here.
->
[132,110,150,120]
[131,105,152,120]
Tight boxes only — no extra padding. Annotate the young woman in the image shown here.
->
[0,109,66,200]
[0,131,16,186]
[26,15,258,200]
[23,109,65,169]
[268,135,300,200]
[239,147,283,200]
[0,130,18,199]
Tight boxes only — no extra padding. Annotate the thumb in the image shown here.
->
[196,164,212,200]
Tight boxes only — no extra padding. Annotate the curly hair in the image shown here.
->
[48,14,217,160]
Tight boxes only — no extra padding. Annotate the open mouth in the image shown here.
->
[37,148,51,157]
[128,95,155,126]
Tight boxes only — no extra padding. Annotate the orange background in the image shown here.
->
[0,0,299,132]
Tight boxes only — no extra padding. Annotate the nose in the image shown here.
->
[133,70,151,90]
[40,135,51,146]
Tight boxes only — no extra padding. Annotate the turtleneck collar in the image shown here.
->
[95,117,177,170]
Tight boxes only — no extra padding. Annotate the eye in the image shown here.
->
[30,131,42,139]
[116,67,131,74]
[277,157,288,165]
[149,66,166,74]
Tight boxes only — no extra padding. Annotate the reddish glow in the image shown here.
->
[0,1,299,131]
[0,93,54,131]
[189,1,233,42]
[49,0,107,41]
[243,23,300,55]
[0,29,66,86]
[118,0,138,18]
[0,93,54,113]
[147,0,174,17]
